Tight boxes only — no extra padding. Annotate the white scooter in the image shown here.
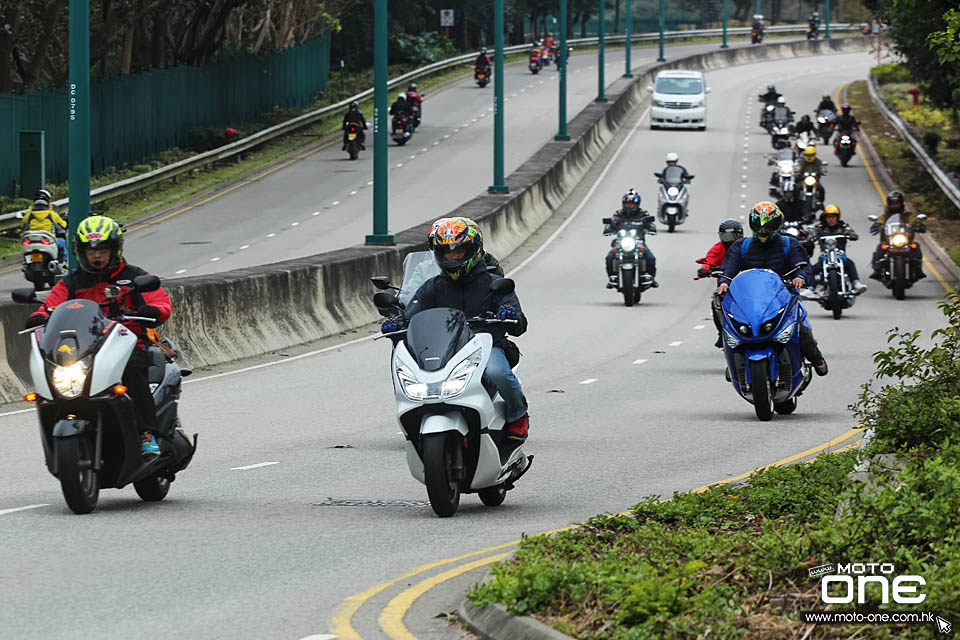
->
[654,165,691,232]
[371,252,533,517]
[20,229,62,291]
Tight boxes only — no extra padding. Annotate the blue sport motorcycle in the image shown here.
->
[720,268,813,421]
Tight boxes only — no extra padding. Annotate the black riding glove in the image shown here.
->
[24,314,47,330]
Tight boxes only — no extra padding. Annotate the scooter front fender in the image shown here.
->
[420,411,469,437]
[52,417,93,438]
[743,347,778,386]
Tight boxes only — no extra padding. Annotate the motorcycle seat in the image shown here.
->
[146,347,167,385]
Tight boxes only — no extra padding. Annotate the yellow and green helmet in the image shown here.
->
[75,215,124,272]
[748,201,784,243]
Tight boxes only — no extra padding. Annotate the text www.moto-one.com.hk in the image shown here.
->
[801,610,952,632]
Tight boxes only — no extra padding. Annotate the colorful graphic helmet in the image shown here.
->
[432,217,483,281]
[718,218,744,244]
[621,190,641,213]
[749,201,784,242]
[803,145,817,162]
[75,215,124,273]
[427,217,450,250]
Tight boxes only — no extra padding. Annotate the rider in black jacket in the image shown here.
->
[719,201,829,376]
[383,217,531,441]
[815,93,838,113]
[341,101,368,151]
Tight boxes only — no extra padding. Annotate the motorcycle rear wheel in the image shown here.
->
[827,271,843,319]
[423,433,461,517]
[134,475,171,502]
[478,485,507,506]
[348,143,358,161]
[56,435,100,514]
[749,360,774,422]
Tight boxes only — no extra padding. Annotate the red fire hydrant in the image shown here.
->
[224,127,240,143]
[907,87,921,107]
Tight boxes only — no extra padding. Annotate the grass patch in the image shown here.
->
[469,294,960,639]
[846,80,960,268]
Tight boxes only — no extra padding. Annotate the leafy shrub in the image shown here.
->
[389,32,458,66]
[872,63,912,84]
[186,126,229,153]
[900,104,952,132]
[923,131,942,156]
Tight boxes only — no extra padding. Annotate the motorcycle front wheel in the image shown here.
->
[423,433,461,517]
[827,271,843,319]
[749,360,774,421]
[622,280,635,307]
[56,435,100,514]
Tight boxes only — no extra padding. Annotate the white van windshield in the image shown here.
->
[655,76,703,95]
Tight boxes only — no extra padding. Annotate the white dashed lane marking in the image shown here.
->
[0,504,48,516]
[579,378,598,385]
[210,257,221,262]
[230,461,280,471]
[669,341,683,347]
[175,269,187,274]
[694,325,705,330]
[633,359,648,365]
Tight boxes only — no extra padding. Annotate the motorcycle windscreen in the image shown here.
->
[726,269,793,331]
[884,214,907,237]
[662,166,684,186]
[40,299,109,363]
[405,307,474,372]
[773,106,790,122]
[398,251,441,308]
[818,109,835,120]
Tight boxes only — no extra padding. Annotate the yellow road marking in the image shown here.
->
[378,552,511,639]
[342,425,864,639]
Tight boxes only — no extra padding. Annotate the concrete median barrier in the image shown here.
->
[0,36,871,403]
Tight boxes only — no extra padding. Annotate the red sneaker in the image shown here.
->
[505,413,529,441]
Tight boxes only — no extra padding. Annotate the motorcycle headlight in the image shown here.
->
[804,175,817,186]
[766,105,774,112]
[666,186,680,197]
[817,116,826,124]
[51,361,87,398]
[891,233,908,247]
[738,323,751,336]
[620,236,637,252]
[396,362,429,400]
[784,226,800,237]
[724,330,741,349]
[440,348,483,398]
[775,322,796,343]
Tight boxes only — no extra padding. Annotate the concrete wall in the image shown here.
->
[0,37,871,403]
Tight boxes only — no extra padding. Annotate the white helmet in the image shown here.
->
[776,96,787,105]
[665,152,679,164]
[397,92,406,101]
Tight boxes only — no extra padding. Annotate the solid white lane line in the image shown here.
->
[633,359,648,365]
[694,325,705,330]
[509,106,651,276]
[0,504,48,516]
[580,379,598,385]
[669,341,683,347]
[230,461,280,471]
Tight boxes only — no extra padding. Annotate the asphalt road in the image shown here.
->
[2,47,957,640]
[3,37,821,292]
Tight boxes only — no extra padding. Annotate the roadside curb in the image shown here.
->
[457,599,573,640]
[854,81,960,285]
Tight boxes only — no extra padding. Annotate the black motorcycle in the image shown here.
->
[782,219,815,258]
[392,115,412,146]
[603,216,657,307]
[12,276,197,514]
[816,109,836,144]
[869,213,927,300]
[475,67,490,88]
[835,131,857,167]
[344,122,363,161]
[769,107,794,148]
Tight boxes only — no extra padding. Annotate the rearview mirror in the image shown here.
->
[133,275,161,293]
[373,291,400,317]
[490,278,515,296]
[916,214,928,221]
[602,217,613,225]
[646,85,654,92]
[371,276,391,290]
[867,215,879,222]
[11,288,37,304]
[706,87,712,94]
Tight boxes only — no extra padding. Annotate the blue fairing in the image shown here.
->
[721,269,810,405]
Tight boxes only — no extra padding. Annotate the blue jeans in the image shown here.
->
[482,347,528,423]
[606,246,657,277]
[816,254,859,282]
[56,237,66,262]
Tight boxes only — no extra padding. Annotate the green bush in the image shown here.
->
[389,32,458,66]
[923,131,942,156]
[186,126,229,153]
[872,63,912,84]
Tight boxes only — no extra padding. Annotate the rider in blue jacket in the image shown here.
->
[718,201,829,376]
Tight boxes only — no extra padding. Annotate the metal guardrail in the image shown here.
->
[867,75,960,213]
[1,23,857,229]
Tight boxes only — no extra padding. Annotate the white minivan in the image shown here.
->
[648,70,709,130]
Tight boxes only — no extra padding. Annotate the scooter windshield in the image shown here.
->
[662,166,684,186]
[405,307,474,372]
[773,106,791,122]
[818,109,835,120]
[40,299,108,362]
[398,251,441,308]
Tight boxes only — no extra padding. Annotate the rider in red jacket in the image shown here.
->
[26,215,172,456]
[695,219,743,348]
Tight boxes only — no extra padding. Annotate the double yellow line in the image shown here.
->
[330,426,864,639]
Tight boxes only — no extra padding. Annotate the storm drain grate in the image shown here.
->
[313,499,430,508]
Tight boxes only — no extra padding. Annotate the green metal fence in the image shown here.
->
[0,34,328,198]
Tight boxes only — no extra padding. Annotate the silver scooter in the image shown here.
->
[654,166,691,232]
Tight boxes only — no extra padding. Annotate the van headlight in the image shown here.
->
[620,236,637,252]
[51,361,87,398]
[652,98,664,107]
[395,348,483,401]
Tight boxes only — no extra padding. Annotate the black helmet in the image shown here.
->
[349,101,359,110]
[886,190,905,214]
[718,218,744,244]
[800,114,811,122]
[34,188,52,204]
[841,103,851,115]
[767,83,776,92]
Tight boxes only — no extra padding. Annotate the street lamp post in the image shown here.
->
[68,0,91,270]
[657,0,665,62]
[365,0,393,244]
[556,0,570,140]
[623,0,632,77]
[596,0,607,102]
[721,0,729,48]
[489,0,509,193]
[824,0,831,38]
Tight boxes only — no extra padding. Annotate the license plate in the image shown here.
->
[673,116,683,122]
[30,252,44,263]
[395,129,403,134]
[348,133,357,140]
